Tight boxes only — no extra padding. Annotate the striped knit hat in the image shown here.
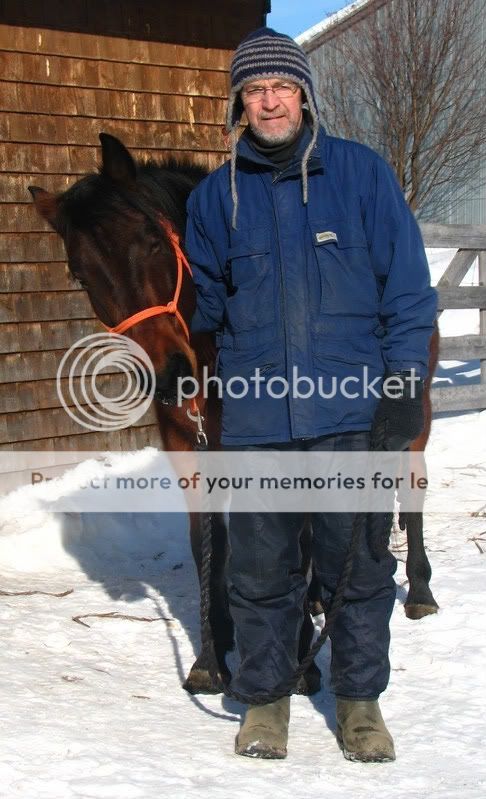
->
[226,27,320,227]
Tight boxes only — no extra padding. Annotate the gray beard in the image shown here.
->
[250,119,302,146]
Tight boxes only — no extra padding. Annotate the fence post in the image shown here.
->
[480,251,486,386]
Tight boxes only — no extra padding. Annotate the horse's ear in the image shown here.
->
[28,186,60,231]
[99,133,137,184]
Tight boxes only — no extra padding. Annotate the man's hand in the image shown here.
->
[370,371,425,452]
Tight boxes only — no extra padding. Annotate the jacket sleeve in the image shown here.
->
[185,188,227,334]
[362,154,437,378]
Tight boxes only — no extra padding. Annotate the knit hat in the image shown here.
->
[226,27,320,227]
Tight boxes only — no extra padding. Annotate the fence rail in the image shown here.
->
[420,223,486,414]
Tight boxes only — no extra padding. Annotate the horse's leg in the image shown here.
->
[397,333,439,620]
[294,596,322,696]
[177,375,235,694]
[399,450,439,619]
[401,512,438,619]
[157,405,232,694]
[294,515,322,696]
[307,565,325,617]
[183,510,234,695]
[207,511,234,659]
[200,386,234,673]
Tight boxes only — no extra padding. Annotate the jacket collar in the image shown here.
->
[236,123,325,176]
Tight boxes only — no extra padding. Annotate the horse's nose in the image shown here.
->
[153,351,194,405]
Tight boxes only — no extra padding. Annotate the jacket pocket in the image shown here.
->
[309,219,378,314]
[311,333,384,427]
[225,226,275,333]
[312,335,382,368]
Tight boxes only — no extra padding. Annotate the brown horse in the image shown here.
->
[29,133,321,696]
[29,133,438,695]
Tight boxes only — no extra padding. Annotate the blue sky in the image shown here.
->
[267,1,351,38]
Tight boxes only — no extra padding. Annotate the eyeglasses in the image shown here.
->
[241,83,300,103]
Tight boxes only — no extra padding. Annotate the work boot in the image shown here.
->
[235,696,290,759]
[336,698,396,763]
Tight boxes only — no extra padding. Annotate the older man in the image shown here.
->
[185,28,437,761]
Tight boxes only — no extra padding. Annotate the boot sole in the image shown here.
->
[336,729,395,763]
[235,736,287,759]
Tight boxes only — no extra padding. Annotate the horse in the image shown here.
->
[29,133,438,695]
[29,132,322,696]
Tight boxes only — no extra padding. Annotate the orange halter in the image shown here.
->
[103,219,192,340]
[103,218,201,420]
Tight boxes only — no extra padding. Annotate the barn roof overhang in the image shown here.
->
[0,0,271,49]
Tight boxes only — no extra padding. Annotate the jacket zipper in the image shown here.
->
[270,175,296,438]
[271,168,317,440]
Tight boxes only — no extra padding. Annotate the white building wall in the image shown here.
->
[300,0,486,225]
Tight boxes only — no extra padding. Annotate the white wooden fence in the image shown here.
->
[420,223,486,413]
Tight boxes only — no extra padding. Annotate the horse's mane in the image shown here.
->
[136,158,208,232]
[56,156,208,238]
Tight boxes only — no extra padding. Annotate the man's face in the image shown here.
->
[241,77,303,145]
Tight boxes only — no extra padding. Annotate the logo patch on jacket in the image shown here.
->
[316,231,338,244]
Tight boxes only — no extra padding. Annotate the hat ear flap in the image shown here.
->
[233,95,244,124]
[226,89,244,134]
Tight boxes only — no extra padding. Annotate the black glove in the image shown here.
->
[367,371,424,561]
[370,371,425,452]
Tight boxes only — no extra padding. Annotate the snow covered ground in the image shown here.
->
[1,249,485,798]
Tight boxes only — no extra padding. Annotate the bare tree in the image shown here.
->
[313,0,486,219]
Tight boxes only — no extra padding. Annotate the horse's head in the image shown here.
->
[29,133,205,404]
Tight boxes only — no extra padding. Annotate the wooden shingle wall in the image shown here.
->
[0,20,234,451]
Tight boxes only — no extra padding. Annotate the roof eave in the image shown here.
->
[296,0,385,52]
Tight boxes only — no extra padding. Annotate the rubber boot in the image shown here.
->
[235,696,290,759]
[336,698,396,763]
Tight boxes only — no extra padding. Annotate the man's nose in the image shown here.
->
[261,89,281,111]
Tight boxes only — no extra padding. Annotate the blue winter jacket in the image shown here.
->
[185,125,437,445]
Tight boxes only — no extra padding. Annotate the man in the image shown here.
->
[185,28,437,761]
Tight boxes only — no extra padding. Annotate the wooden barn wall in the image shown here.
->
[0,20,236,452]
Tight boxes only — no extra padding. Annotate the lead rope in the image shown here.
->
[190,411,219,684]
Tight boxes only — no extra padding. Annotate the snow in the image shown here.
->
[1,250,485,798]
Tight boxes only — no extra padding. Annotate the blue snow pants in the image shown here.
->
[226,431,397,703]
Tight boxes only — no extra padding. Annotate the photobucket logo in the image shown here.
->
[56,333,155,432]
[177,366,421,403]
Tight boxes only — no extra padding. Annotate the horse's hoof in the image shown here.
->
[294,665,321,696]
[183,668,224,695]
[404,602,439,620]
